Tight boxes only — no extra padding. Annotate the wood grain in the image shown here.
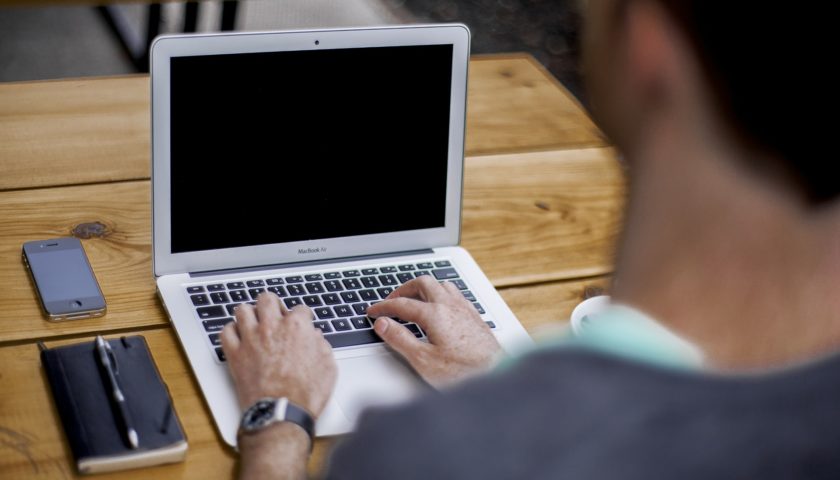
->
[0,148,623,344]
[467,55,606,155]
[0,55,605,192]
[0,276,608,479]
[500,275,611,337]
[0,75,150,191]
[463,147,624,287]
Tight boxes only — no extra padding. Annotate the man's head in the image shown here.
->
[583,0,837,205]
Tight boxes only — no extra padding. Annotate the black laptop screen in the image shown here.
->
[169,44,454,253]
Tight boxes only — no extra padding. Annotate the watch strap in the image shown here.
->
[281,400,315,445]
[240,397,315,449]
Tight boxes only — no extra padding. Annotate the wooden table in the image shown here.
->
[0,53,623,479]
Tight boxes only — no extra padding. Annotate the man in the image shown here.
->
[222,1,840,478]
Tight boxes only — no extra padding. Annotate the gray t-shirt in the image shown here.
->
[325,348,840,479]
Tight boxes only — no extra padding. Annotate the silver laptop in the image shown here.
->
[151,24,533,448]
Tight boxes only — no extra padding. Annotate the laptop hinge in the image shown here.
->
[188,248,436,278]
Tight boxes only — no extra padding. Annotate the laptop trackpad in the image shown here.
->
[334,352,426,427]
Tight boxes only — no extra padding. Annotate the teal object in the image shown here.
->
[498,304,704,372]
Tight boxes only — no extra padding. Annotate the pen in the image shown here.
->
[95,336,139,449]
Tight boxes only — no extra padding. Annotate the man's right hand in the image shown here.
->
[366,276,503,388]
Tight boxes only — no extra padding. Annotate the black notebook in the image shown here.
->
[41,335,188,474]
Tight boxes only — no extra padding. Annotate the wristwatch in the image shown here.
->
[239,397,315,447]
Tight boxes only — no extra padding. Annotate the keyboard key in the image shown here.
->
[434,260,451,267]
[305,282,325,294]
[398,264,416,271]
[324,330,383,348]
[404,323,423,338]
[342,270,360,277]
[473,303,486,315]
[210,292,230,304]
[380,266,397,273]
[322,293,341,305]
[187,286,205,294]
[215,347,226,362]
[361,268,379,275]
[248,288,266,300]
[340,291,360,303]
[209,333,222,346]
[359,289,377,301]
[416,262,434,269]
[450,279,468,290]
[361,276,380,288]
[378,274,398,286]
[432,268,459,280]
[397,273,414,284]
[324,272,341,279]
[197,305,225,318]
[207,283,226,291]
[268,286,288,297]
[377,287,394,299]
[315,307,334,319]
[227,281,245,289]
[226,304,240,316]
[486,321,496,329]
[352,303,369,316]
[314,321,333,333]
[284,297,303,309]
[463,290,477,302]
[415,271,431,277]
[303,295,322,307]
[305,274,323,281]
[334,305,353,317]
[266,277,284,285]
[342,278,361,290]
[287,284,305,296]
[246,279,265,287]
[351,316,371,329]
[203,317,234,332]
[325,280,343,292]
[331,319,352,331]
[230,290,248,302]
[286,276,303,284]
[191,294,209,306]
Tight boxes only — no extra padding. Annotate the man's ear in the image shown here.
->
[622,0,682,111]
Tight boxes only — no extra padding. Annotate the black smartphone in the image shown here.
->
[22,237,107,321]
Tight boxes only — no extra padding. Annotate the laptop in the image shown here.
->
[151,24,533,448]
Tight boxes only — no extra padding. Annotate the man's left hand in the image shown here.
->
[221,293,337,418]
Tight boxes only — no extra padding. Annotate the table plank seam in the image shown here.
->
[0,176,150,195]
[466,140,611,157]
[0,323,169,349]
[495,271,613,292]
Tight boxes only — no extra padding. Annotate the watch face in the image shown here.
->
[243,399,276,431]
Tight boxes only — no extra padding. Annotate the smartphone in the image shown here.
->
[22,237,107,320]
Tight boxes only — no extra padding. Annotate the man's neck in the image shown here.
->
[611,120,840,369]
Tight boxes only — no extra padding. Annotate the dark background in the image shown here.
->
[0,1,586,102]
[389,0,585,101]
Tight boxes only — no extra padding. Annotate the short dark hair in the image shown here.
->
[654,2,837,204]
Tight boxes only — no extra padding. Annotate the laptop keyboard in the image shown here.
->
[183,260,495,363]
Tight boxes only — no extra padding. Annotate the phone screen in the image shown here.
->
[24,238,105,318]
[28,249,101,302]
